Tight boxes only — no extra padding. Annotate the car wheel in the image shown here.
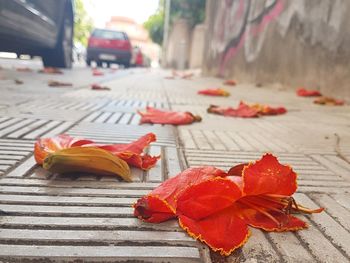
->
[96,61,103,67]
[123,62,130,68]
[42,9,73,68]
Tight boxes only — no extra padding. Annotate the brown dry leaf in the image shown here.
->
[182,72,194,79]
[223,79,237,86]
[16,67,32,72]
[39,67,63,74]
[314,96,344,106]
[48,80,72,87]
[91,83,111,90]
[14,79,23,85]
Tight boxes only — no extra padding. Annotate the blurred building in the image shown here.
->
[106,16,160,65]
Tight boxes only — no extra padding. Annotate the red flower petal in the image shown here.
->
[237,196,307,231]
[227,163,246,176]
[94,133,158,170]
[242,153,297,196]
[198,88,230,97]
[133,195,176,223]
[138,107,201,125]
[207,102,259,118]
[223,79,237,86]
[133,167,227,222]
[179,205,250,256]
[296,88,322,97]
[97,133,156,154]
[92,69,104,76]
[250,104,287,115]
[176,177,241,220]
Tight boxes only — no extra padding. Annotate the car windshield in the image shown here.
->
[92,29,126,40]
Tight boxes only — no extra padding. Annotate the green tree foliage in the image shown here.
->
[144,11,164,46]
[74,0,94,46]
[144,0,205,45]
[170,0,205,27]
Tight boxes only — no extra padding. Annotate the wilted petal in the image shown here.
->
[34,134,93,164]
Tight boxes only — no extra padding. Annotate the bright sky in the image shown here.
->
[84,0,160,27]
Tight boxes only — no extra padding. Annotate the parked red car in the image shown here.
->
[86,29,132,68]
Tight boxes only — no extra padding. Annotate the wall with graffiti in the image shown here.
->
[203,0,350,98]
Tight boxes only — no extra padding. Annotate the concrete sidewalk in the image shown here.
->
[0,64,349,262]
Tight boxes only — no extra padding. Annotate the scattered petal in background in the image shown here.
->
[296,88,322,97]
[198,88,230,97]
[223,79,236,86]
[138,106,202,125]
[208,102,286,118]
[207,102,259,118]
[250,103,287,115]
[92,69,104,76]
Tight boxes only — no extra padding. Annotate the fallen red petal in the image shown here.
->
[179,206,250,256]
[223,79,237,86]
[133,166,227,222]
[92,69,104,76]
[198,88,230,97]
[296,88,322,97]
[207,102,259,118]
[242,153,297,196]
[138,107,202,125]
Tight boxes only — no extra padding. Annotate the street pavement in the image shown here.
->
[0,58,349,262]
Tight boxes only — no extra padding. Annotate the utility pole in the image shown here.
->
[162,0,171,68]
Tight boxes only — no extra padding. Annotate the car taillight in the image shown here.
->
[88,38,98,47]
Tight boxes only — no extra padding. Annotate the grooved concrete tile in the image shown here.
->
[67,122,177,147]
